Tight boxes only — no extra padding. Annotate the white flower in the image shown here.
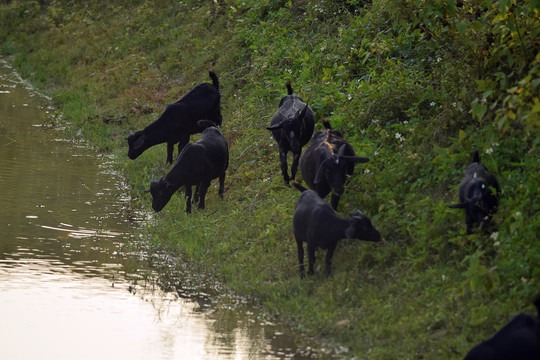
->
[430,102,436,107]
[490,232,499,241]
[486,148,493,154]
[346,93,352,100]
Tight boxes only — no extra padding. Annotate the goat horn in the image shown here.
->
[298,103,309,119]
[337,144,347,157]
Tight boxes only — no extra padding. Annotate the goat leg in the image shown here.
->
[197,181,210,210]
[177,133,190,157]
[324,244,337,277]
[218,173,225,199]
[296,240,305,278]
[330,193,341,211]
[307,243,316,275]
[290,152,301,181]
[193,183,201,204]
[466,212,474,234]
[279,149,290,184]
[167,142,174,164]
[185,186,193,214]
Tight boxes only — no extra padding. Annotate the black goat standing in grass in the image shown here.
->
[266,83,315,184]
[292,182,381,278]
[148,120,229,214]
[128,71,221,164]
[464,296,540,360]
[299,120,369,210]
[449,150,500,234]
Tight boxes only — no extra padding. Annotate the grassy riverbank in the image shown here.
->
[1,1,538,358]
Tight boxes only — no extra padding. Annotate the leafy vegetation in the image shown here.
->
[1,0,538,358]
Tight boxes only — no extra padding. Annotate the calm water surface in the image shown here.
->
[0,59,310,360]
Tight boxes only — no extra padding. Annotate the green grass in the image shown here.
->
[1,0,539,358]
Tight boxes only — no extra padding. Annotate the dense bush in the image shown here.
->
[1,0,538,358]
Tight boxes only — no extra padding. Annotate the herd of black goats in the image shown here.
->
[126,72,540,359]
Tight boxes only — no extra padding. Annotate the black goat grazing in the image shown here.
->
[148,120,229,214]
[292,182,381,278]
[128,71,221,164]
[449,150,500,233]
[299,120,369,210]
[464,296,540,360]
[266,83,315,184]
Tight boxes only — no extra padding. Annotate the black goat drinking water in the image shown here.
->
[299,120,369,210]
[449,150,500,233]
[148,121,229,214]
[292,183,381,278]
[128,71,221,164]
[464,296,540,360]
[266,83,315,184]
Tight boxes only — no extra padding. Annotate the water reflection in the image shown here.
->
[0,58,310,360]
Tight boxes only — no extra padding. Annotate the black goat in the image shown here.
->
[266,83,315,184]
[292,182,381,278]
[148,121,229,214]
[128,71,221,164]
[299,120,369,210]
[449,150,500,233]
[464,296,540,360]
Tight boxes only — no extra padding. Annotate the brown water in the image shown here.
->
[0,59,311,360]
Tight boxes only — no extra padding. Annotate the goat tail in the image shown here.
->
[292,181,308,193]
[473,150,480,163]
[286,82,293,95]
[322,119,332,130]
[209,71,220,91]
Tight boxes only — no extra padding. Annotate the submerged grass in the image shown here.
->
[1,0,539,358]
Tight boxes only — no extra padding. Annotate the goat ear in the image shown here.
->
[314,160,327,184]
[133,133,145,149]
[449,203,468,209]
[350,156,370,163]
[266,123,283,131]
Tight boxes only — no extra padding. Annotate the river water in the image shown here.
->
[0,59,310,360]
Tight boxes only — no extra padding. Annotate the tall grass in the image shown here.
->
[1,0,538,358]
